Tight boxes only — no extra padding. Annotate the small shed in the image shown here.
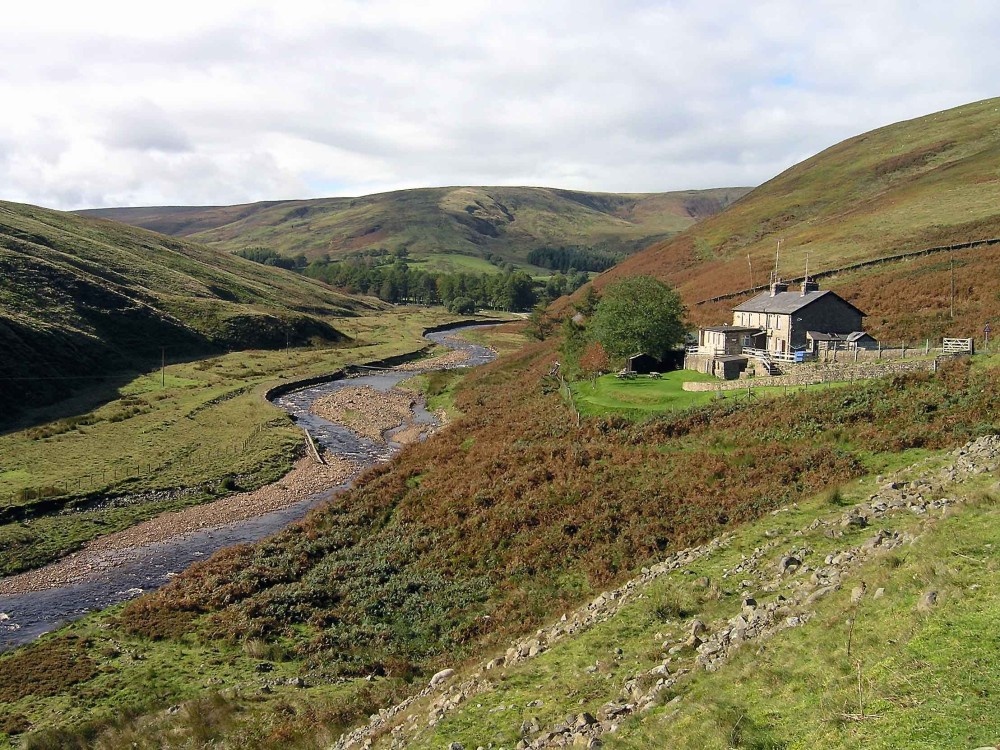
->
[626,353,664,374]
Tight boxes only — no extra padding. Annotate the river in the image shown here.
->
[0,325,497,651]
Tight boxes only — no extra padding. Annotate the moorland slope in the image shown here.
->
[4,99,1000,750]
[79,186,750,270]
[0,201,382,421]
[596,97,1000,340]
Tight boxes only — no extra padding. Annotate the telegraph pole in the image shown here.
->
[161,347,166,388]
[950,258,956,319]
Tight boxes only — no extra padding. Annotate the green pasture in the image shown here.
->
[0,308,494,574]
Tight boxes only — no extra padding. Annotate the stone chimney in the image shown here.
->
[770,280,789,297]
[800,278,819,295]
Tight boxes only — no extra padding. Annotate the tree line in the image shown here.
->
[526,246,621,273]
[237,246,591,313]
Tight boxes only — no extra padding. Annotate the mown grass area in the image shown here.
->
[0,308,488,575]
[402,455,1000,750]
[570,370,854,418]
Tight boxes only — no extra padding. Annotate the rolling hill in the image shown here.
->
[0,200,383,422]
[595,97,1000,341]
[4,98,1000,749]
[78,186,750,272]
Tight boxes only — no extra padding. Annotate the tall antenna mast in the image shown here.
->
[804,250,810,282]
[747,254,754,289]
[772,239,781,283]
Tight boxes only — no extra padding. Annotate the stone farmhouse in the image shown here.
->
[687,278,878,379]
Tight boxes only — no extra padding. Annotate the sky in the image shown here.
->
[1,0,998,210]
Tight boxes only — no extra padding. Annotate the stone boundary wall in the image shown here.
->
[682,357,939,391]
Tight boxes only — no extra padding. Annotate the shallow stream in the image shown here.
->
[0,325,496,650]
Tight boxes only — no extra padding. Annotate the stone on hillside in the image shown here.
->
[694,576,711,588]
[805,586,836,604]
[917,590,938,613]
[778,555,801,575]
[520,717,541,736]
[430,668,455,687]
[575,712,597,728]
[841,509,868,529]
[689,619,706,637]
[448,743,465,750]
[850,583,867,604]
[873,587,886,599]
[697,640,722,656]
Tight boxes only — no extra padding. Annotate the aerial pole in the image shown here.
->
[772,239,782,284]
[747,254,754,289]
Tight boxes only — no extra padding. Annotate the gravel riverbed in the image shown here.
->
[0,456,357,596]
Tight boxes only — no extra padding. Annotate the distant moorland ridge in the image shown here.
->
[78,185,751,271]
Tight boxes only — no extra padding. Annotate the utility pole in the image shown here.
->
[950,257,955,319]
[161,347,166,387]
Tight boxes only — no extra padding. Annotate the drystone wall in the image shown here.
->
[682,357,939,392]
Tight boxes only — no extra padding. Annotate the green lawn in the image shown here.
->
[570,371,852,418]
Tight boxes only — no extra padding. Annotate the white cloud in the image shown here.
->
[0,0,998,209]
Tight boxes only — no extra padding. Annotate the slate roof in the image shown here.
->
[807,331,877,342]
[702,325,762,334]
[733,289,865,316]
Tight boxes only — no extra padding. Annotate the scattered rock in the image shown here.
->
[778,555,801,575]
[917,590,939,613]
[430,668,455,687]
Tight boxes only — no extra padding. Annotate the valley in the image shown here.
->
[2,96,1000,750]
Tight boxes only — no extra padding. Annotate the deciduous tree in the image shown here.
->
[590,276,685,362]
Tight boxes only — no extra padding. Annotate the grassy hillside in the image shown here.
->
[78,186,750,271]
[4,335,997,747]
[596,97,1000,341]
[0,200,384,421]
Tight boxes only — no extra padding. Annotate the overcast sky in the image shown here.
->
[1,1,997,210]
